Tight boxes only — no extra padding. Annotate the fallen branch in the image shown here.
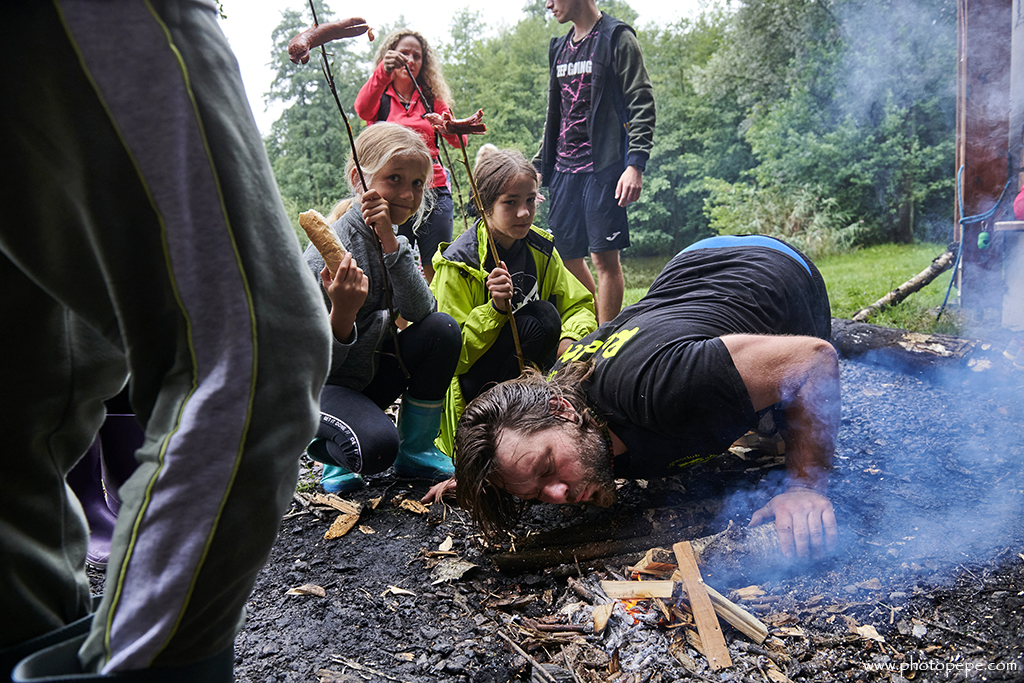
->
[493,522,789,579]
[852,246,956,322]
[497,631,558,683]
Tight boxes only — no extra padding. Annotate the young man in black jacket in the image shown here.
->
[534,0,656,325]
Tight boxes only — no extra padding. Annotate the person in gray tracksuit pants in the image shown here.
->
[0,1,332,680]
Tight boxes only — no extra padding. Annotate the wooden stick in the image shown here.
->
[496,631,558,683]
[453,138,524,373]
[600,580,767,644]
[673,542,732,670]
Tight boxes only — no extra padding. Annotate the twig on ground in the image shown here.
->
[497,631,558,683]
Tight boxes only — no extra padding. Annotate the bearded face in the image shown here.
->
[492,421,617,507]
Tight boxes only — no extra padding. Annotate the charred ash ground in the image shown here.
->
[92,336,1024,682]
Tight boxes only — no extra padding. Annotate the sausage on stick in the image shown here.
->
[288,18,373,65]
[423,109,487,136]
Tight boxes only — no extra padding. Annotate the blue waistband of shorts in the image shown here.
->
[680,235,812,275]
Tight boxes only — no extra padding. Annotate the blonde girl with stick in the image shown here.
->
[355,29,465,283]
[304,123,461,493]
[429,148,597,460]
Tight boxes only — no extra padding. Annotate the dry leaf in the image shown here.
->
[855,578,882,591]
[398,499,429,515]
[856,624,885,643]
[358,525,375,534]
[324,513,359,539]
[286,583,326,597]
[382,585,417,597]
[438,536,454,552]
[369,497,382,510]
[430,558,477,584]
[593,603,614,634]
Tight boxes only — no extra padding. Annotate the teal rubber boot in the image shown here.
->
[306,439,364,494]
[392,396,454,480]
[320,464,364,494]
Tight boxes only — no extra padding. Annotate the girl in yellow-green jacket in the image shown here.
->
[430,148,597,456]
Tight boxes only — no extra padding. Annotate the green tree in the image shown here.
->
[630,3,750,255]
[264,1,373,228]
[702,0,956,246]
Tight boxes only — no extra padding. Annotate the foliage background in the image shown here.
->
[265,0,959,260]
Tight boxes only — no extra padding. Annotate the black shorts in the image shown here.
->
[397,186,453,267]
[547,167,630,260]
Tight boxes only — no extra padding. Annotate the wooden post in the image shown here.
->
[956,0,1013,323]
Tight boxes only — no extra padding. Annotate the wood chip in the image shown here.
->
[732,585,767,601]
[438,536,454,552]
[382,585,417,597]
[324,512,360,539]
[398,499,430,515]
[358,525,375,534]
[306,492,362,515]
[286,583,326,597]
[775,626,805,637]
[593,603,614,634]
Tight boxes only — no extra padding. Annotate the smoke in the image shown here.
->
[699,349,1024,588]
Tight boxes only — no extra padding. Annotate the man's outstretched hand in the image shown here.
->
[421,478,457,504]
[750,488,838,559]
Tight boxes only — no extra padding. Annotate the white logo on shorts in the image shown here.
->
[606,232,621,241]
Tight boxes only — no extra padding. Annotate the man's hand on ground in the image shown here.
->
[750,488,838,559]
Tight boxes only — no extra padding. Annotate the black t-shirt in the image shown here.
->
[554,19,601,173]
[552,242,831,478]
[489,238,540,313]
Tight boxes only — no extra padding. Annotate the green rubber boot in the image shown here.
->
[392,396,454,481]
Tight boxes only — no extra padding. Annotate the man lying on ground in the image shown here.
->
[425,235,840,559]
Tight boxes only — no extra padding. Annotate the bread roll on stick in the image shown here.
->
[299,209,346,276]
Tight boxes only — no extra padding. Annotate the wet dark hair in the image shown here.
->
[454,362,604,540]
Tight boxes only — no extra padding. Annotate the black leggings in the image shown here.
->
[459,299,562,402]
[312,311,460,474]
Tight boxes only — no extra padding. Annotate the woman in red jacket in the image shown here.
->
[355,29,464,283]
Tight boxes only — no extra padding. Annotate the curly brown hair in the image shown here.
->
[373,29,453,109]
[453,362,605,540]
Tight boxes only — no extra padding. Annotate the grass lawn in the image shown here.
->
[617,242,962,336]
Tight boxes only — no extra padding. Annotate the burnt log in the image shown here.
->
[831,318,1022,384]
[491,522,789,581]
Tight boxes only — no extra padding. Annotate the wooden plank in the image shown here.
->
[673,541,732,670]
[600,580,675,599]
